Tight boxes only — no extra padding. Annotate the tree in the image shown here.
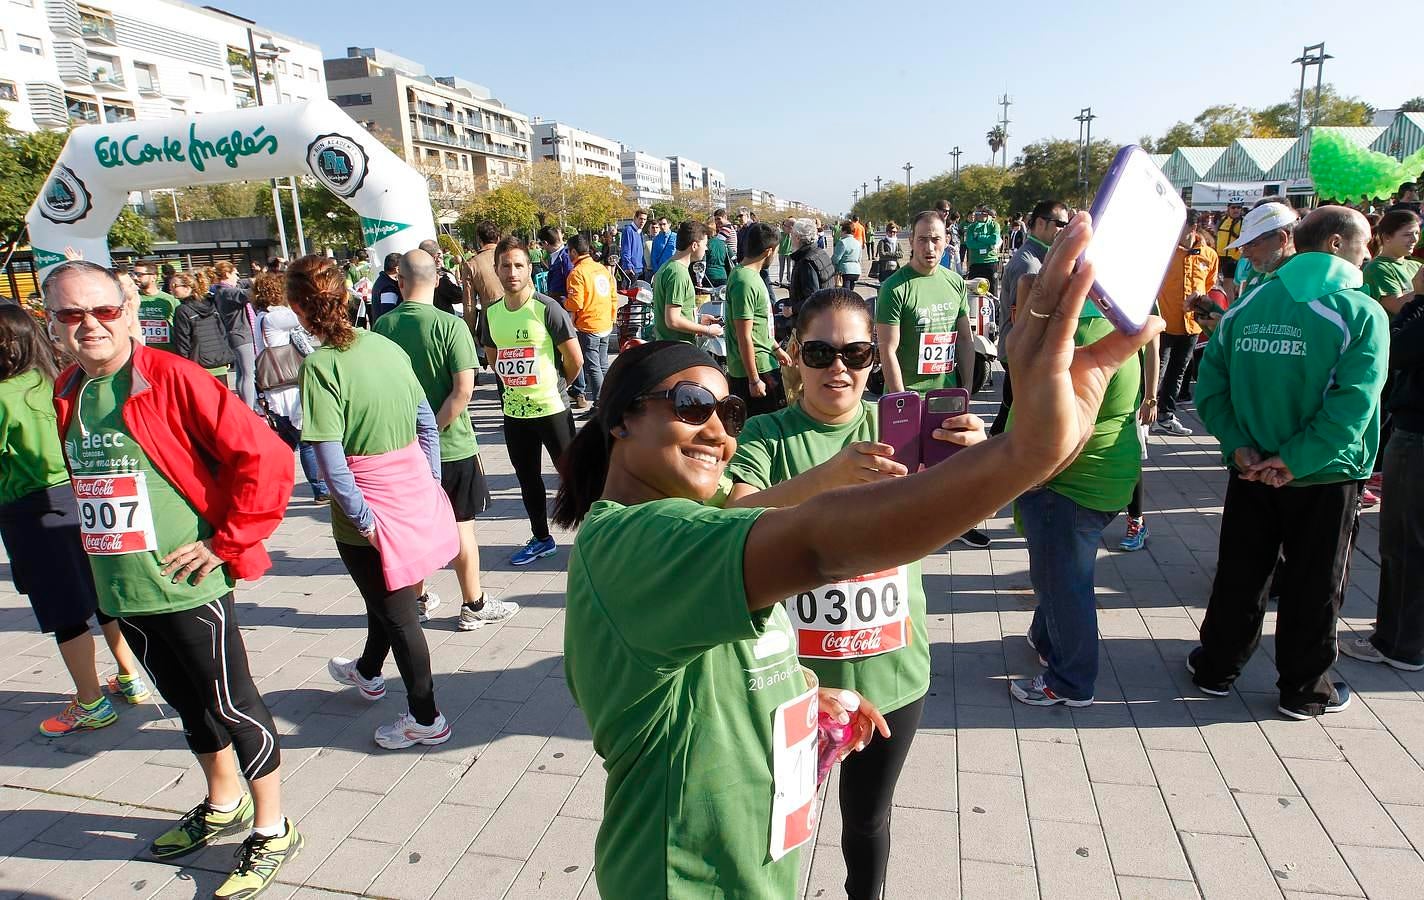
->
[565,175,634,233]
[1402,97,1424,114]
[649,200,689,226]
[108,206,153,254]
[457,184,539,240]
[1193,104,1257,145]
[1255,84,1374,135]
[0,110,68,252]
[1008,138,1119,212]
[987,126,1007,160]
[1148,121,1199,155]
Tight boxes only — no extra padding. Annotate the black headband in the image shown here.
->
[596,341,720,431]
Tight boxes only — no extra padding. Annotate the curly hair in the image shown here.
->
[169,272,196,296]
[286,255,353,349]
[250,272,286,310]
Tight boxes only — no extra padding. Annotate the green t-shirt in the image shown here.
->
[875,264,970,393]
[652,260,698,345]
[300,330,427,544]
[565,498,810,899]
[479,293,576,418]
[725,265,779,379]
[1011,316,1141,512]
[137,291,179,351]
[373,301,480,462]
[727,401,929,714]
[1362,256,1421,302]
[0,369,69,506]
[705,237,731,283]
[65,363,234,616]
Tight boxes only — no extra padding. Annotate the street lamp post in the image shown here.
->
[875,176,882,194]
[950,146,962,181]
[247,28,290,261]
[1292,43,1333,135]
[902,162,913,224]
[1074,107,1097,206]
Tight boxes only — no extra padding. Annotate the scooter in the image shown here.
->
[616,280,654,351]
[697,285,728,369]
[963,278,1001,395]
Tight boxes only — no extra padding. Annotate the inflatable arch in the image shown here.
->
[26,98,435,283]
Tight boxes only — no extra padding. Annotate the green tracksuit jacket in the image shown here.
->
[1197,252,1389,485]
[964,220,1001,266]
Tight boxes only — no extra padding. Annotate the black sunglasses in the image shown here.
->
[800,340,875,370]
[635,381,746,436]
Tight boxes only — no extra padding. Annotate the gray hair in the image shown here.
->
[40,260,124,305]
[791,218,817,245]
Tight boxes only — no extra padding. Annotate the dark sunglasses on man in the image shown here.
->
[49,305,126,325]
[634,381,747,437]
[799,340,876,370]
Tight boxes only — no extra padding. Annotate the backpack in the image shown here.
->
[181,304,236,369]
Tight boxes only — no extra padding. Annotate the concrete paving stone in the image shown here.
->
[959,859,1039,900]
[1198,720,1300,797]
[1384,803,1424,855]
[269,787,383,886]
[1077,722,1157,787]
[305,835,401,896]
[1130,692,1210,753]
[894,731,956,812]
[1093,783,1192,881]
[504,814,596,898]
[1115,876,1201,899]
[956,704,1022,776]
[526,706,595,778]
[365,802,490,900]
[1029,819,1117,900]
[884,807,958,899]
[475,771,578,861]
[958,773,1033,867]
[430,851,524,900]
[560,764,607,822]
[1336,845,1424,900]
[1019,740,1098,826]
[1362,697,1424,768]
[1326,726,1424,806]
[798,842,848,900]
[443,733,548,809]
[352,759,465,844]
[1235,792,1363,896]
[1282,757,1410,849]
[1147,749,1251,837]
[1179,832,1280,900]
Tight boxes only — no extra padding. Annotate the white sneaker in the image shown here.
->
[458,594,520,632]
[417,591,442,623]
[327,657,385,701]
[374,712,451,750]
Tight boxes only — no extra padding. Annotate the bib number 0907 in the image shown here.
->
[793,582,900,626]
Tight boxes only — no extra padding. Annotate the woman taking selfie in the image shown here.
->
[555,214,1161,898]
[724,288,985,898]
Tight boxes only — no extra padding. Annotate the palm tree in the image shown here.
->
[986,126,1006,161]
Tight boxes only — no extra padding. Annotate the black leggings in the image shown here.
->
[338,541,439,726]
[54,610,115,646]
[838,694,926,900]
[1128,480,1144,518]
[504,411,575,541]
[118,594,280,780]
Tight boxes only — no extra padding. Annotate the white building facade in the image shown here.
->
[620,149,671,206]
[1,0,323,132]
[701,166,727,207]
[667,155,703,196]
[533,119,621,182]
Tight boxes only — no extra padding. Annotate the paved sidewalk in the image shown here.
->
[1,371,1420,899]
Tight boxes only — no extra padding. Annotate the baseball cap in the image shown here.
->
[1228,203,1298,249]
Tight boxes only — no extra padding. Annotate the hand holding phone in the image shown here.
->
[921,388,972,467]
[877,391,922,472]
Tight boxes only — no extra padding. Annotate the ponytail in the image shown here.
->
[1370,209,1420,259]
[553,423,613,529]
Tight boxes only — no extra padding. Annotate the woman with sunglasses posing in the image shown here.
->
[719,288,983,898]
[554,215,1162,898]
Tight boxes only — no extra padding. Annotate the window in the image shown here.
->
[134,62,158,93]
[102,101,135,122]
[209,76,225,94]
[189,72,205,93]
[66,94,99,124]
[18,33,42,56]
[0,30,7,50]
[290,65,303,79]
[332,93,372,107]
[444,153,457,170]
[307,66,318,81]
[276,60,287,75]
[280,92,291,103]
[0,81,17,102]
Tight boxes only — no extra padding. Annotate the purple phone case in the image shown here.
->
[922,388,970,467]
[878,391,921,472]
[1080,144,1174,335]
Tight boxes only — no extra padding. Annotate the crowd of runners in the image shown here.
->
[1,176,1422,898]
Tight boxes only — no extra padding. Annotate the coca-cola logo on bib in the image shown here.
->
[822,628,886,656]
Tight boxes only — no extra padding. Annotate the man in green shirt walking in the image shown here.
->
[374,251,517,630]
[963,206,1002,294]
[131,262,178,352]
[726,222,793,416]
[653,220,723,345]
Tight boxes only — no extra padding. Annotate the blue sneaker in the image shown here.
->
[1119,516,1148,552]
[510,536,557,566]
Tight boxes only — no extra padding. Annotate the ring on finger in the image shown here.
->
[1028,309,1050,320]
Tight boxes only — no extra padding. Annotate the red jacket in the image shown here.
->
[54,341,294,581]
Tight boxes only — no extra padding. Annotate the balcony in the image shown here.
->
[91,67,125,90]
[415,102,454,122]
[237,95,258,109]
[80,16,118,45]
[136,76,161,96]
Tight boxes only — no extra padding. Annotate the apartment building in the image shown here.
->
[701,166,727,207]
[324,47,532,196]
[1,0,323,132]
[728,187,777,210]
[620,149,671,205]
[667,156,704,196]
[532,118,621,182]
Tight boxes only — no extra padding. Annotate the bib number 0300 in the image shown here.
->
[785,567,911,660]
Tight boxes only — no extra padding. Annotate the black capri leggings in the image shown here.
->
[54,610,115,646]
[118,593,280,780]
[837,694,926,900]
[338,541,439,726]
[503,411,576,542]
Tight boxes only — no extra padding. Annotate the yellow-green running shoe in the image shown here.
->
[214,820,302,900]
[106,673,152,704]
[149,795,254,860]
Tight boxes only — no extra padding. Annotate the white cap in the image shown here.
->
[1228,203,1298,249]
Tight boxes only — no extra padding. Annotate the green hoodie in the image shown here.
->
[964,219,1001,265]
[1197,252,1389,485]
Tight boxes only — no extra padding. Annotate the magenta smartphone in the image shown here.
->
[877,391,922,472]
[921,388,971,467]
[1080,144,1187,335]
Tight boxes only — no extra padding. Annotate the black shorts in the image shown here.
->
[441,454,491,522]
[1219,257,1238,280]
[0,483,101,633]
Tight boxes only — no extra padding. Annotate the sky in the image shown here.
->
[219,0,1397,214]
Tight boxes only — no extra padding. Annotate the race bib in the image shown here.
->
[786,567,910,660]
[918,332,955,375]
[495,346,540,387]
[769,678,818,861]
[72,472,158,555]
[139,319,169,344]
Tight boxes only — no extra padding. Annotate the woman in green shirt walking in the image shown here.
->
[725,289,985,898]
[1363,209,1421,316]
[552,214,1162,898]
[0,306,149,736]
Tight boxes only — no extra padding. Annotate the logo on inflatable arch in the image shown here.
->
[38,165,93,225]
[306,133,369,199]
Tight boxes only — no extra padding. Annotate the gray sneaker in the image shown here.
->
[417,591,442,623]
[1339,636,1424,671]
[1153,416,1192,437]
[458,595,520,632]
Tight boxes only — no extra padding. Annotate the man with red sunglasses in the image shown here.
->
[42,260,301,899]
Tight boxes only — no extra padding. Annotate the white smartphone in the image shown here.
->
[1080,145,1187,334]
